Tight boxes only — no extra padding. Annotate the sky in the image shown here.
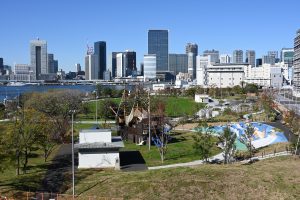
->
[0,0,299,72]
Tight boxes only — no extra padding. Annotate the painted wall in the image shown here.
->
[78,152,119,168]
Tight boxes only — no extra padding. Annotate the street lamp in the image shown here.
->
[69,110,76,199]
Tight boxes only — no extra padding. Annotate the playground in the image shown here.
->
[196,122,288,151]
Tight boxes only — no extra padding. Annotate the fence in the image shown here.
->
[0,192,123,200]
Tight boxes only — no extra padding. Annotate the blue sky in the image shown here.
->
[0,0,299,72]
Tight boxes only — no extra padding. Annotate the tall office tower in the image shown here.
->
[187,53,197,79]
[53,60,58,73]
[203,49,219,64]
[85,54,99,80]
[268,51,280,63]
[116,53,124,77]
[169,54,188,76]
[0,58,3,70]
[245,50,256,67]
[30,39,47,80]
[123,50,136,77]
[281,48,294,67]
[232,50,243,64]
[76,63,81,72]
[148,30,168,71]
[294,29,300,95]
[47,54,54,73]
[256,58,262,67]
[186,43,198,55]
[140,63,144,76]
[219,54,231,64]
[186,43,198,79]
[262,55,275,65]
[143,54,156,79]
[111,52,122,78]
[94,41,106,79]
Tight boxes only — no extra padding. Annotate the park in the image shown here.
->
[0,84,299,199]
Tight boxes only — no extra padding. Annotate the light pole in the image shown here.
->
[70,110,76,199]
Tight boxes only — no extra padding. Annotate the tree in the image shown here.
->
[240,124,255,160]
[220,126,237,164]
[98,99,118,125]
[26,90,83,142]
[8,108,42,174]
[232,85,243,95]
[193,126,215,162]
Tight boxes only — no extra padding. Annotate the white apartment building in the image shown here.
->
[245,63,283,88]
[143,54,156,79]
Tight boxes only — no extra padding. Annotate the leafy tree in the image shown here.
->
[8,108,42,174]
[26,90,83,142]
[220,126,237,164]
[193,126,215,162]
[240,124,255,160]
[244,83,258,94]
[232,85,243,95]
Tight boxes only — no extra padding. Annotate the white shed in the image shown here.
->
[195,94,210,103]
[75,129,124,169]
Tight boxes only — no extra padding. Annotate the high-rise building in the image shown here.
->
[281,48,294,67]
[256,58,262,67]
[111,52,122,78]
[94,41,106,79]
[196,55,210,86]
[123,50,136,77]
[76,63,81,72]
[0,58,3,70]
[30,39,47,80]
[203,49,219,64]
[294,29,300,95]
[148,30,168,71]
[143,54,156,79]
[47,54,54,73]
[85,54,99,80]
[116,53,123,77]
[219,54,231,64]
[262,55,275,65]
[53,60,58,73]
[186,43,198,79]
[232,50,243,64]
[268,51,280,63]
[185,43,198,55]
[246,50,256,67]
[169,54,188,76]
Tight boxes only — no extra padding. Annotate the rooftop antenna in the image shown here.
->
[86,39,94,55]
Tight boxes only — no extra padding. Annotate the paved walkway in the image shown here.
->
[149,151,292,170]
[149,152,224,170]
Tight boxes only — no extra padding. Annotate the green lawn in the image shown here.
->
[154,96,205,117]
[122,131,221,167]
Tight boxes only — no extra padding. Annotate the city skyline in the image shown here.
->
[0,0,300,72]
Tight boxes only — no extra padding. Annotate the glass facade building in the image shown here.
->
[144,54,156,79]
[246,50,256,67]
[30,39,47,80]
[94,41,106,79]
[169,54,188,76]
[281,48,294,67]
[232,50,243,64]
[148,30,168,72]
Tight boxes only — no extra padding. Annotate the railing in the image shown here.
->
[0,192,123,200]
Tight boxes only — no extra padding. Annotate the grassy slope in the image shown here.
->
[122,131,221,167]
[71,156,300,200]
[163,96,205,117]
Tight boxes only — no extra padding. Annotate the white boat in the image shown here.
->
[7,82,26,86]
